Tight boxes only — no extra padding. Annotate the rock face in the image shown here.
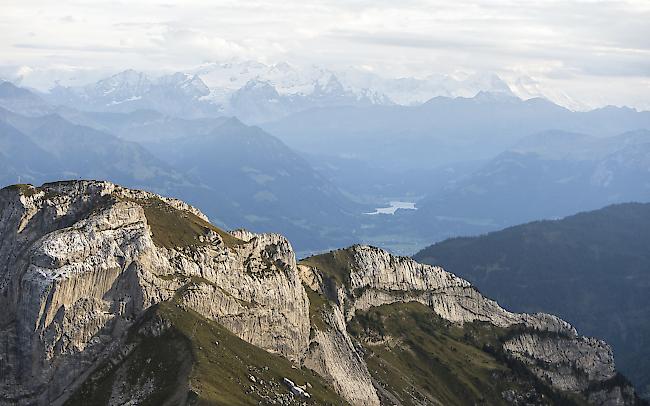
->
[342,246,575,333]
[0,181,642,405]
[0,181,309,405]
[303,299,380,405]
[299,245,642,405]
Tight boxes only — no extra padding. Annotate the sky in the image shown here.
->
[1,0,649,110]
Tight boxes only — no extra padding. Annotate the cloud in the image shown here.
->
[328,30,494,52]
[152,26,250,60]
[13,43,136,53]
[0,0,648,109]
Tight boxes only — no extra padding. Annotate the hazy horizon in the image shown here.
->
[2,2,650,401]
[1,0,649,111]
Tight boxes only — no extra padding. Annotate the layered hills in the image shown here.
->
[414,203,650,399]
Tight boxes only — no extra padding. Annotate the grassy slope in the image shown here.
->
[413,202,650,398]
[348,302,587,406]
[62,193,348,405]
[299,248,357,290]
[305,286,331,333]
[6,184,244,250]
[66,301,349,406]
[300,249,587,404]
[5,183,39,197]
[122,197,244,249]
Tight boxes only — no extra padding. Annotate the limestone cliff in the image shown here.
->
[0,181,310,405]
[0,181,643,406]
[299,245,643,405]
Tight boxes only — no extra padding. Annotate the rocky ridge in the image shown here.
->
[299,245,640,405]
[0,181,642,405]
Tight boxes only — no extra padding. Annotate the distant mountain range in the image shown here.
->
[263,94,650,252]
[0,81,363,253]
[3,61,576,125]
[414,202,650,399]
[35,64,392,123]
[0,105,186,192]
[1,61,577,111]
[143,116,363,249]
[2,77,650,255]
[45,70,215,118]
[264,94,650,171]
[0,80,53,116]
[359,127,650,252]
[413,129,650,230]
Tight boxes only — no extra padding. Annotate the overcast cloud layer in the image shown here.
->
[1,0,649,110]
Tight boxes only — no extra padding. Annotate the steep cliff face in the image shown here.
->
[0,181,311,405]
[299,245,643,405]
[0,181,643,406]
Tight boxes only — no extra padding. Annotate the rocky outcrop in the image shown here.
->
[0,181,310,405]
[504,332,641,405]
[303,304,379,406]
[299,245,641,405]
[0,181,642,405]
[503,333,616,391]
[341,245,575,334]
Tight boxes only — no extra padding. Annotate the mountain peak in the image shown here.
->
[0,80,38,98]
[473,89,521,102]
[106,69,150,84]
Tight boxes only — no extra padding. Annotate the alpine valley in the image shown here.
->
[2,68,650,255]
[1,62,650,405]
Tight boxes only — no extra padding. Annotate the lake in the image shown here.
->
[366,201,417,215]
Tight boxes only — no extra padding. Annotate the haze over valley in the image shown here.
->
[2,71,649,255]
[1,1,649,404]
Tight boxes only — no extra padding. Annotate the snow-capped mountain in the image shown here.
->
[190,61,393,122]
[37,62,397,123]
[25,60,561,123]
[507,75,589,112]
[337,69,515,105]
[44,69,214,118]
[0,65,112,90]
[193,61,515,108]
[91,69,152,103]
[219,66,394,123]
[192,61,385,103]
[5,60,632,121]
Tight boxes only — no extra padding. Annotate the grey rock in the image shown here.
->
[0,181,640,406]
